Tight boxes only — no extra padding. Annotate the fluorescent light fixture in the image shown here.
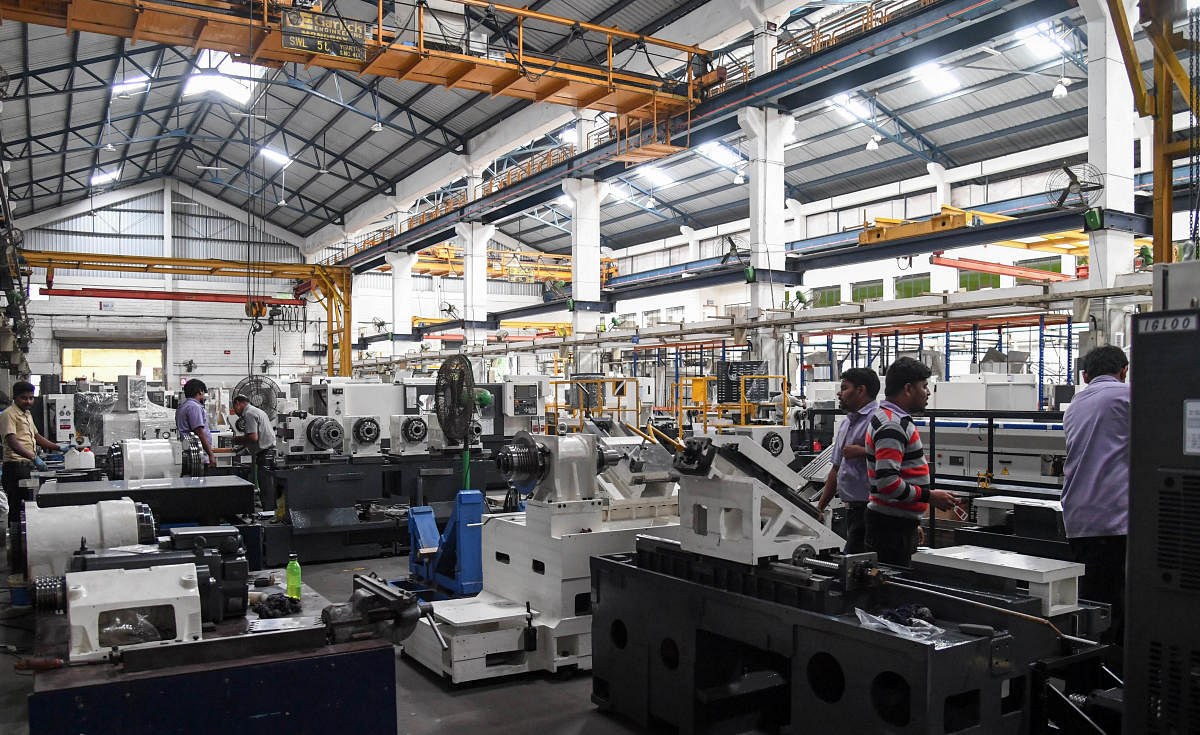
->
[558,126,576,143]
[1052,78,1070,99]
[195,165,227,171]
[914,62,959,94]
[1013,236,1047,244]
[556,194,572,207]
[732,173,745,185]
[277,198,288,207]
[259,147,292,167]
[90,167,121,186]
[830,92,871,121]
[697,141,742,169]
[112,74,150,98]
[370,121,384,132]
[1016,22,1068,61]
[103,142,115,152]
[865,137,879,152]
[184,50,267,105]
[638,166,674,188]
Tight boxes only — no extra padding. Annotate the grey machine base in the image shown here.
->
[591,537,1112,735]
[259,458,405,567]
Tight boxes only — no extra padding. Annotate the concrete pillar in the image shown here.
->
[454,222,495,345]
[1080,0,1139,289]
[384,251,417,357]
[738,106,794,376]
[562,177,611,374]
[926,162,950,209]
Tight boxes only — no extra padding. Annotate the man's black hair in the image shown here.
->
[11,381,34,398]
[840,367,880,399]
[883,357,932,398]
[183,379,208,398]
[1081,345,1128,379]
[232,394,249,404]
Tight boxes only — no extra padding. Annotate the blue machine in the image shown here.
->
[407,490,484,597]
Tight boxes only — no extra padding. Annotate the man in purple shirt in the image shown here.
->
[816,368,879,554]
[1062,345,1130,646]
[176,379,217,467]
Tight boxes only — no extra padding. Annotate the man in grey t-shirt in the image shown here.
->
[231,395,277,488]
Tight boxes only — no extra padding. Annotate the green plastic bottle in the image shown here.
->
[285,553,301,600]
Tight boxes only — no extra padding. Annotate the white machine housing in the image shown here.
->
[65,563,204,663]
[341,415,384,456]
[25,498,151,578]
[931,373,1039,411]
[424,412,483,451]
[388,414,431,456]
[912,417,1066,487]
[276,414,344,457]
[404,431,679,684]
[679,433,843,565]
[310,381,403,443]
[116,438,179,480]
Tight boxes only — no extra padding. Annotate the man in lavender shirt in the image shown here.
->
[176,379,217,468]
[1062,345,1130,647]
[816,368,879,554]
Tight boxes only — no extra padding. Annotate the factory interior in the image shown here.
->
[0,0,1196,732]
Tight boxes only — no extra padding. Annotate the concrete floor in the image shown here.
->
[0,553,640,735]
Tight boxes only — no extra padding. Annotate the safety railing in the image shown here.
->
[673,374,790,440]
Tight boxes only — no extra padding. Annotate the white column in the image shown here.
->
[738,106,794,376]
[455,222,495,352]
[1080,0,1139,289]
[562,177,611,374]
[384,251,417,357]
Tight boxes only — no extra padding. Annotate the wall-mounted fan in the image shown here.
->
[1045,163,1104,209]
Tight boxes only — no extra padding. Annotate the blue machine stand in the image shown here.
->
[408,490,484,597]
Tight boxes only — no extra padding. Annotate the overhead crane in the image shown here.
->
[380,243,617,284]
[0,0,705,122]
[16,249,355,375]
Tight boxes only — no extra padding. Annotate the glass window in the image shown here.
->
[665,306,686,323]
[959,271,1001,291]
[851,280,883,302]
[1015,256,1063,285]
[811,285,841,308]
[894,272,931,299]
[642,310,661,327]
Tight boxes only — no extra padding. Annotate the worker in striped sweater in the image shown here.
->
[865,357,960,565]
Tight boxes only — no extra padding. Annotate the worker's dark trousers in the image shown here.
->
[2,461,33,575]
[842,501,868,555]
[865,509,920,566]
[1070,535,1127,651]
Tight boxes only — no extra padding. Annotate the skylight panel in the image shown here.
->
[184,50,267,105]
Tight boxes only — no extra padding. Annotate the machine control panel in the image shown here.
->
[45,394,75,443]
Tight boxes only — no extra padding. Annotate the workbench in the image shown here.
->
[28,577,398,734]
